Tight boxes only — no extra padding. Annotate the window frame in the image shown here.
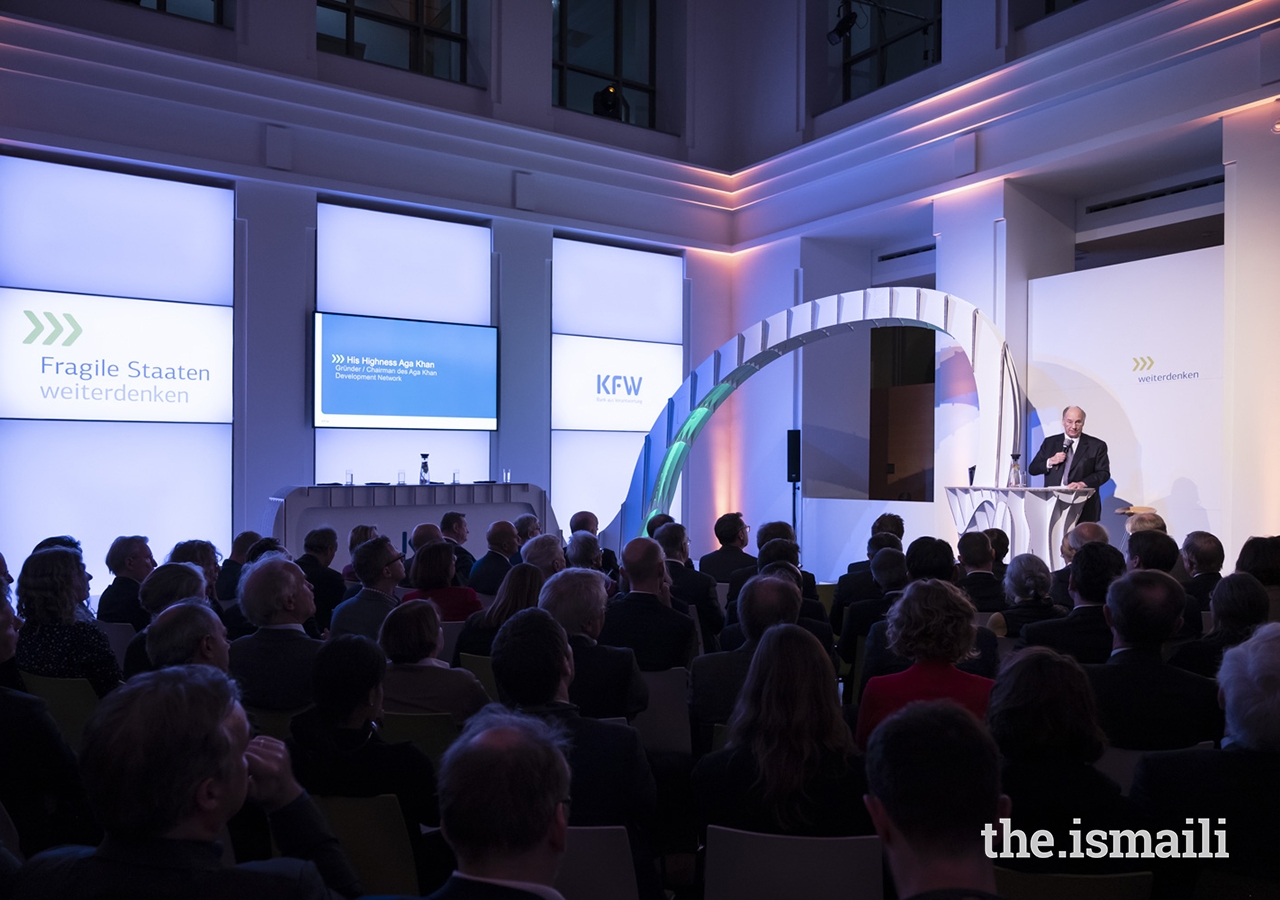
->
[316,0,470,84]
[836,0,942,106]
[552,0,658,130]
[116,0,231,26]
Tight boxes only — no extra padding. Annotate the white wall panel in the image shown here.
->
[551,429,681,545]
[551,238,683,343]
[315,427,491,486]
[551,335,684,431]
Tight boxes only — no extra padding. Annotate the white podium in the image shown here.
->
[945,486,1095,571]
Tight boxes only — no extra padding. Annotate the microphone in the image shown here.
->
[1056,436,1070,467]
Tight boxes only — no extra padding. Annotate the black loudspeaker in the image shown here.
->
[787,429,801,483]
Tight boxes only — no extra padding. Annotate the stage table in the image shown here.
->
[945,486,1095,571]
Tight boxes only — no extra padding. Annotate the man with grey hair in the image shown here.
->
[296,526,345,631]
[145,601,230,672]
[568,510,619,580]
[1132,622,1280,883]
[1049,521,1109,607]
[97,535,156,632]
[467,520,518,595]
[521,534,566,581]
[564,530,603,571]
[229,556,323,710]
[1027,405,1109,522]
[539,569,647,720]
[511,514,541,564]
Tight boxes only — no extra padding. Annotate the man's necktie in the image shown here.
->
[1063,441,1075,484]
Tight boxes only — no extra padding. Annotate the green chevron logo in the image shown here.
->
[22,311,82,346]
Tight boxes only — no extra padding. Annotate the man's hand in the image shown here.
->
[1065,481,1088,490]
[1047,451,1067,467]
[246,735,304,813]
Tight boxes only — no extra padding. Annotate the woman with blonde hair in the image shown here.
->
[693,624,871,835]
[451,563,545,665]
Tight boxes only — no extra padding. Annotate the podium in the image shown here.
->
[944,487,1096,571]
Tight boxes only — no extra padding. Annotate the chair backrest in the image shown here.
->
[554,825,640,900]
[1201,610,1213,633]
[18,671,99,751]
[380,712,460,766]
[704,826,882,900]
[95,621,136,668]
[438,621,466,667]
[715,583,730,612]
[458,652,500,701]
[995,867,1153,900]
[974,611,994,630]
[631,668,691,754]
[815,583,836,619]
[1094,746,1146,796]
[476,592,497,610]
[245,706,306,741]
[689,605,705,656]
[312,794,419,896]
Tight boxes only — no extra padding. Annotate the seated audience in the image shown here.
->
[287,635,439,887]
[122,561,207,678]
[1021,541,1126,664]
[598,538,697,671]
[145,601,230,671]
[510,513,541,564]
[655,522,724,652]
[167,540,223,608]
[404,542,482,622]
[726,537,823,625]
[987,647,1145,873]
[956,531,1005,612]
[1049,522,1108,607]
[725,522,819,608]
[490,607,660,900]
[10,665,362,900]
[539,568,648,720]
[838,546,910,659]
[565,530,605,574]
[411,523,443,554]
[329,536,405,641]
[465,520,519,596]
[440,511,476,585]
[1132,622,1280,885]
[1085,569,1223,749]
[698,512,756,583]
[0,588,99,859]
[340,524,378,582]
[644,513,674,538]
[425,708,570,900]
[855,579,993,749]
[229,556,323,711]
[1168,571,1269,678]
[693,623,871,836]
[453,563,545,666]
[95,535,156,632]
[246,538,286,563]
[1233,534,1280,622]
[15,548,121,697]
[379,600,490,725]
[721,561,832,657]
[295,527,345,631]
[864,702,1007,900]
[831,530,902,633]
[984,527,1010,580]
[987,553,1065,638]
[1127,529,1181,574]
[215,530,260,604]
[1127,511,1193,583]
[1181,529,1225,614]
[690,575,801,753]
[568,510,619,579]
[521,533,567,581]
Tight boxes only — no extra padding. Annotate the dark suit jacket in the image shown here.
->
[295,554,346,632]
[9,793,362,900]
[698,546,756,583]
[1027,432,1110,522]
[1084,649,1224,750]
[667,561,724,651]
[600,547,620,581]
[1018,603,1113,664]
[831,561,879,632]
[567,634,648,720]
[838,590,902,662]
[598,592,698,672]
[426,875,548,900]
[229,627,323,711]
[1177,572,1220,639]
[96,576,149,632]
[720,616,833,658]
[958,570,1007,612]
[689,643,755,755]
[465,550,511,596]
[447,540,477,585]
[725,565,818,614]
[1048,566,1072,608]
[216,560,243,605]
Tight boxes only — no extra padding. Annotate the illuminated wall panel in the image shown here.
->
[315,428,491,486]
[551,238,683,342]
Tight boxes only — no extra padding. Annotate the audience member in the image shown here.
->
[726,536,822,625]
[1132,623,1280,885]
[167,540,222,608]
[405,542,482,621]
[245,537,287,565]
[1049,522,1108,606]
[698,512,756,583]
[340,524,379,582]
[644,513,674,538]
[568,510,619,579]
[15,548,121,697]
[229,556,323,710]
[1233,534,1280,621]
[564,531,604,573]
[1021,541,1126,664]
[467,521,519,596]
[655,522,724,652]
[1126,511,1194,583]
[146,601,230,671]
[983,527,1010,580]
[1084,569,1223,749]
[956,531,1005,612]
[839,546,910,654]
[411,523,443,554]
[855,579,993,748]
[987,553,1065,638]
[10,665,362,900]
[328,536,404,641]
[725,522,818,607]
[441,511,476,585]
[95,535,156,632]
[1127,529,1180,574]
[216,530,260,604]
[31,536,82,555]
[521,534,566,581]
[864,702,1007,900]
[720,559,832,655]
[122,561,207,678]
[694,623,869,836]
[830,531,903,633]
[510,514,541,564]
[1168,571,1269,678]
[295,527,345,631]
[598,538,697,671]
[425,709,570,900]
[1181,530,1225,610]
[491,607,660,900]
[539,568,648,720]
[453,563,545,665]
[287,635,439,888]
[380,600,490,725]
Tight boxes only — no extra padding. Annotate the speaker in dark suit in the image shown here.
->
[1026,407,1109,522]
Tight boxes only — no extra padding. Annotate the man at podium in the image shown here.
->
[1027,406,1109,523]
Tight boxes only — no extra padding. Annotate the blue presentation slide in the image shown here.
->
[314,313,497,430]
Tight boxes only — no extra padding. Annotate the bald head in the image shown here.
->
[568,511,599,535]
[412,523,443,550]
[622,537,666,591]
[1063,522,1110,563]
[486,521,519,556]
[739,575,801,643]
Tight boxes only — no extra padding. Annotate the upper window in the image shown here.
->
[317,0,469,84]
[117,0,230,26]
[1010,0,1088,30]
[552,0,656,129]
[827,0,941,106]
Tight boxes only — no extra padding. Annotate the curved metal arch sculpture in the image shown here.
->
[605,287,1024,541]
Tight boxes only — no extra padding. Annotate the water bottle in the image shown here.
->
[419,453,430,485]
[1007,453,1024,488]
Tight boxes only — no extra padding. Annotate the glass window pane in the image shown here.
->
[883,28,931,85]
[425,0,463,34]
[846,55,875,102]
[356,0,413,18]
[354,15,412,68]
[165,0,217,22]
[552,66,562,106]
[317,5,346,40]
[620,86,650,128]
[620,0,650,84]
[564,69,615,117]
[423,34,463,81]
[565,0,615,74]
